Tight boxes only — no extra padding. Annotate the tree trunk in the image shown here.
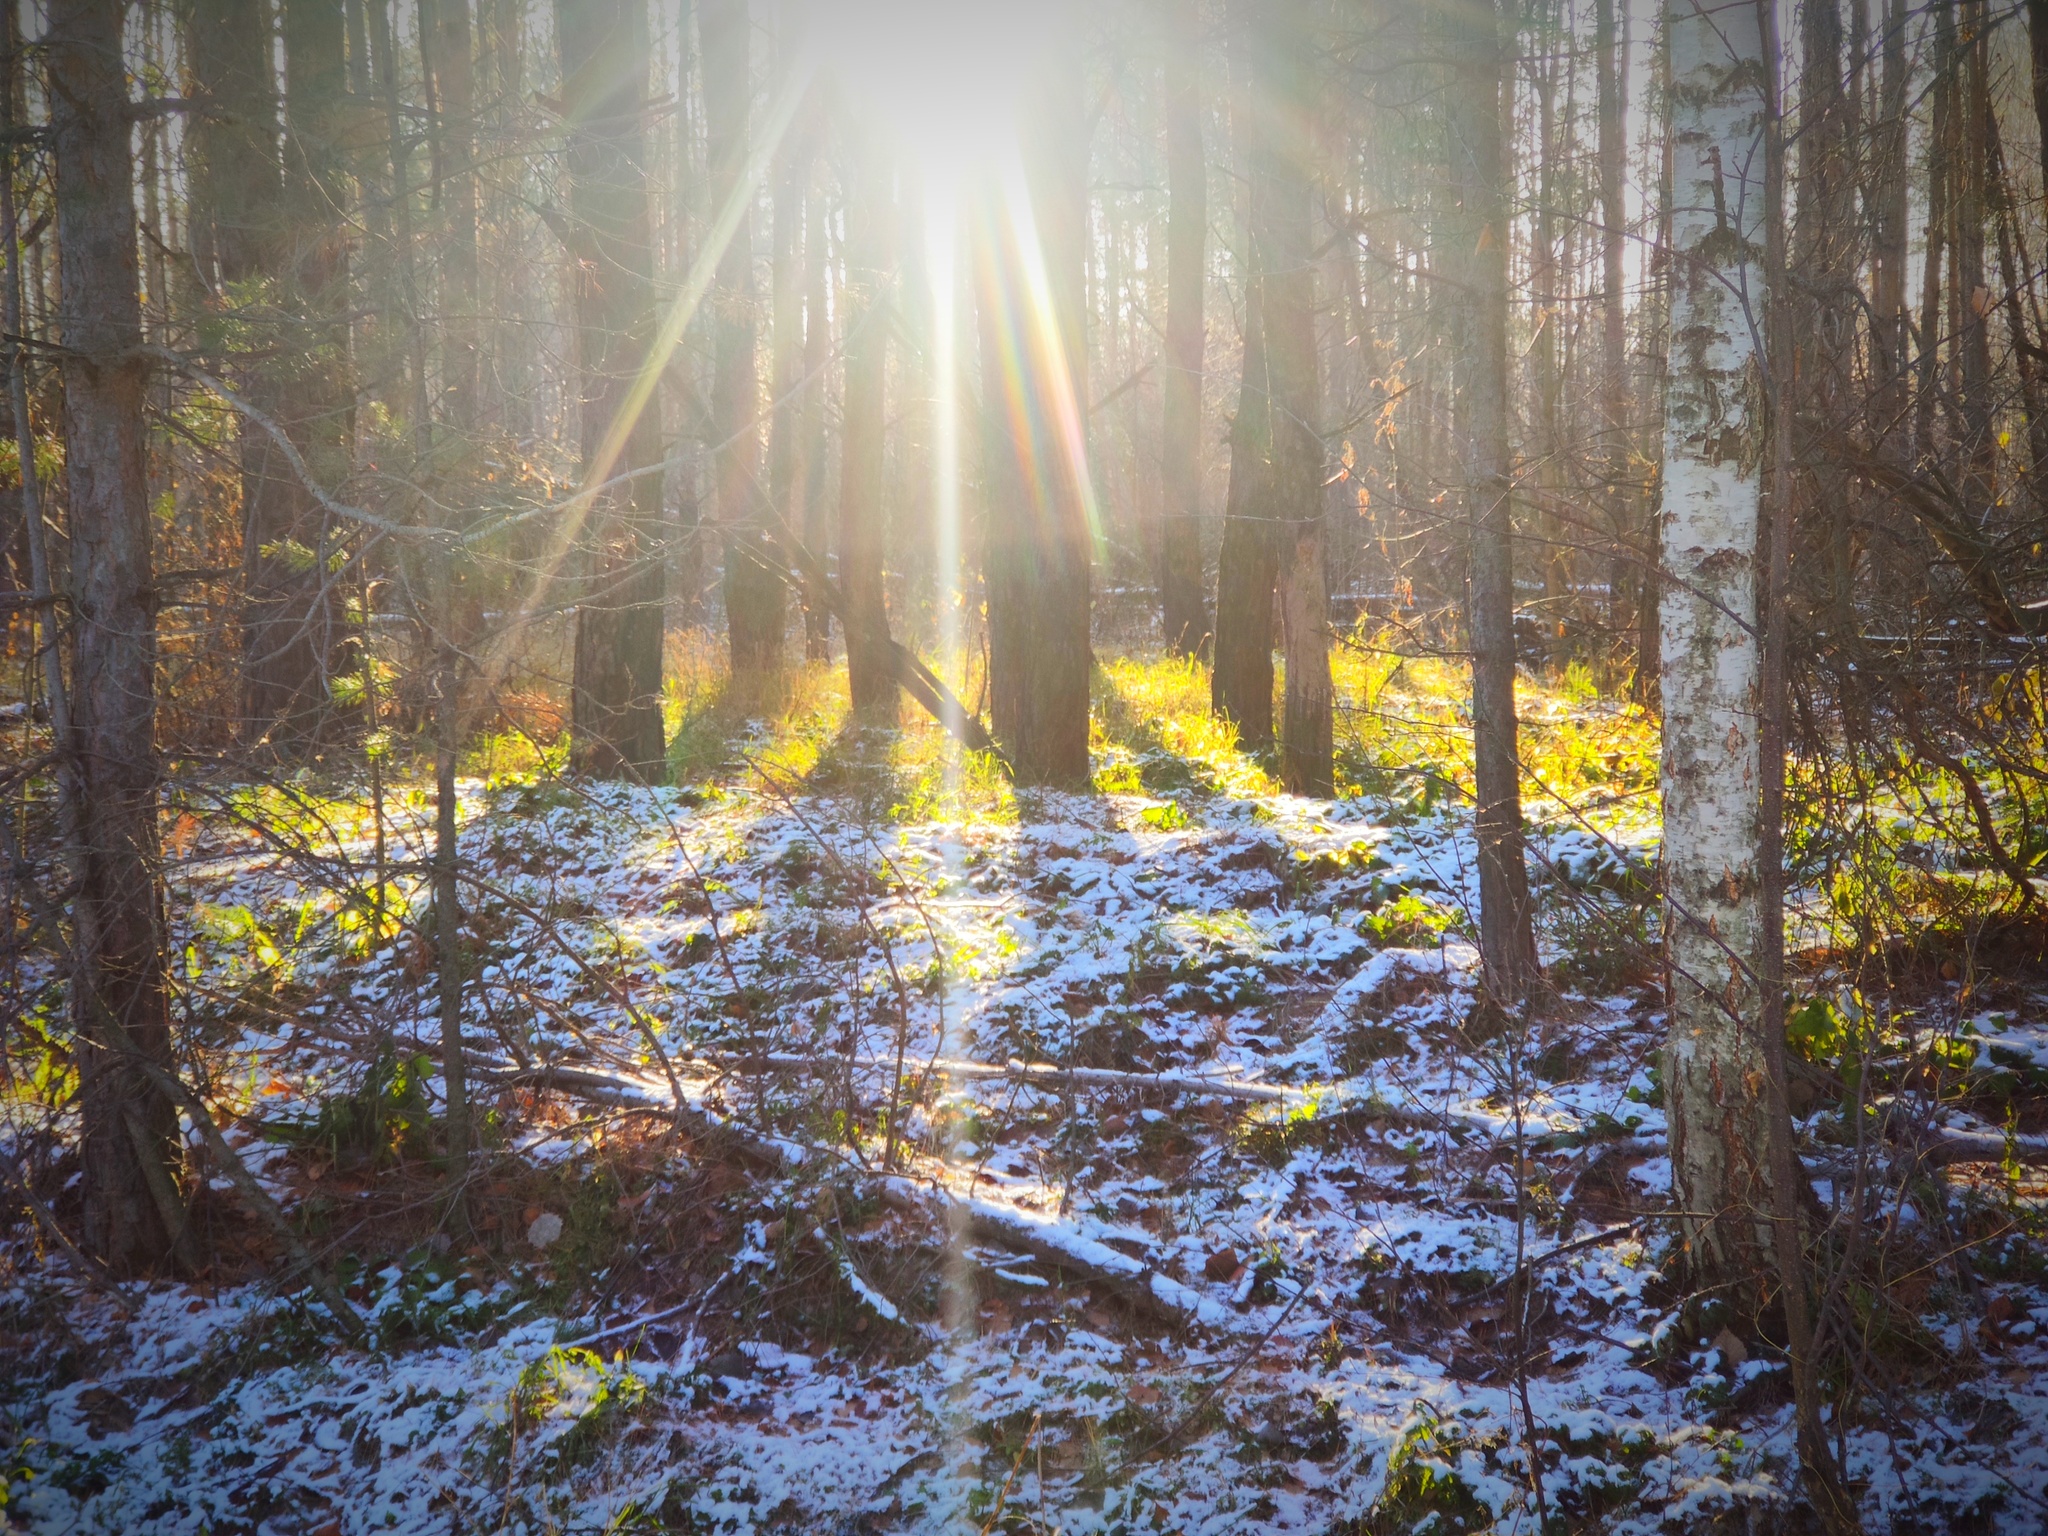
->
[705,0,781,676]
[1917,1,1951,461]
[1596,0,1628,644]
[1870,0,1910,404]
[800,131,833,662]
[418,0,481,1175]
[240,0,353,750]
[1529,8,1567,660]
[1988,102,2048,513]
[560,0,666,778]
[1953,0,1993,509]
[2029,0,2048,206]
[1796,0,1855,633]
[482,0,530,435]
[1160,0,1209,660]
[183,0,278,293]
[1211,5,1277,745]
[768,76,806,665]
[1444,0,1534,998]
[1636,11,1674,705]
[424,0,480,432]
[1250,0,1330,796]
[840,128,896,718]
[976,16,1094,785]
[1659,0,1773,1287]
[51,0,185,1274]
[1761,16,1857,1517]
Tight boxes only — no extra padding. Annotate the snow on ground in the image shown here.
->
[4,752,2046,1533]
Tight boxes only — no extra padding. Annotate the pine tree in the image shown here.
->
[560,0,667,779]
[51,0,185,1272]
[1443,0,1535,997]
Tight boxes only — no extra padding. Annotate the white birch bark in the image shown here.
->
[1658,0,1772,1280]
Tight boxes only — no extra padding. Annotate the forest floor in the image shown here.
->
[5,652,2048,1533]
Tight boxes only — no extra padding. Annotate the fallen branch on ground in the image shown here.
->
[684,1046,1502,1138]
[481,1060,1226,1329]
[131,1058,364,1343]
[1909,1131,2048,1169]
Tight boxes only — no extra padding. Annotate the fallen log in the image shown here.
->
[877,1176,1234,1330]
[479,1060,1224,1328]
[754,505,1001,762]
[687,1047,1501,1138]
[1907,1131,2048,1170]
[701,1049,1301,1103]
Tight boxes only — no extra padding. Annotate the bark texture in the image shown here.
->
[183,0,278,291]
[767,88,806,662]
[977,17,1094,785]
[1210,4,1276,744]
[560,0,666,778]
[799,126,833,662]
[707,0,782,675]
[1160,0,1209,659]
[839,128,896,718]
[1796,0,1854,628]
[1211,282,1276,742]
[52,0,184,1273]
[1443,0,1535,996]
[1659,0,1773,1285]
[1870,0,1910,396]
[240,0,352,749]
[424,0,480,431]
[1250,0,1331,796]
[1596,0,1630,637]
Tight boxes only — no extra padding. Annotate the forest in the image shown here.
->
[4,0,2048,1527]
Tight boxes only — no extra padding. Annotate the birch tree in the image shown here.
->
[1659,0,1772,1284]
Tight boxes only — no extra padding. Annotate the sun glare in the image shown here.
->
[820,1,1046,184]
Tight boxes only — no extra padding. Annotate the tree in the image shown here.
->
[240,0,353,749]
[1595,0,1629,639]
[767,70,808,662]
[978,13,1094,785]
[1952,0,1992,509]
[1443,0,1534,996]
[1250,0,1330,796]
[1870,0,1909,398]
[706,0,782,677]
[183,0,279,294]
[839,123,896,717]
[50,0,185,1272]
[1658,0,1772,1285]
[799,115,834,662]
[559,0,666,779]
[424,0,481,432]
[1795,0,1856,632]
[1210,5,1277,745]
[1159,0,1209,660]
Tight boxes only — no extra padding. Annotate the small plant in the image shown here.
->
[1362,892,1461,947]
[357,1250,518,1346]
[1351,1402,1491,1534]
[503,1347,654,1479]
[1140,800,1192,831]
[1546,890,1659,994]
[275,1044,439,1168]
